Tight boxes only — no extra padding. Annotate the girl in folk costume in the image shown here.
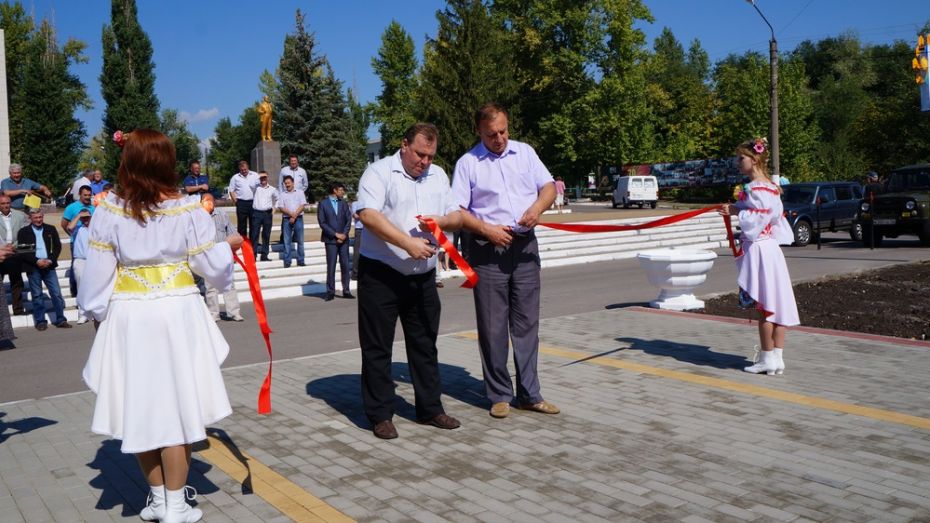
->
[78,130,243,523]
[719,138,799,375]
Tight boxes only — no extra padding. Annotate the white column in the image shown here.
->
[0,29,9,180]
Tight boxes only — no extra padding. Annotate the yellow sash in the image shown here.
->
[114,262,196,294]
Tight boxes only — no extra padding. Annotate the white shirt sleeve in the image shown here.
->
[187,208,235,292]
[76,204,119,321]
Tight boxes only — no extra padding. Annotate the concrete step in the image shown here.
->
[8,213,735,328]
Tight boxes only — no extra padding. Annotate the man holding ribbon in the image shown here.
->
[355,122,463,440]
[452,102,559,419]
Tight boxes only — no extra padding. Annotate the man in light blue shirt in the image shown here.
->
[452,102,558,420]
[228,160,260,238]
[1,163,51,210]
[355,122,464,439]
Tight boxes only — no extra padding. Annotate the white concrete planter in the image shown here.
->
[636,248,718,311]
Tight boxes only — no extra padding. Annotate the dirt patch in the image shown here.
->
[700,261,930,341]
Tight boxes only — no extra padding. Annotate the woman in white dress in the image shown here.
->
[79,129,243,523]
[719,138,799,375]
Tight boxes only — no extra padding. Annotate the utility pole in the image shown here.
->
[747,1,779,179]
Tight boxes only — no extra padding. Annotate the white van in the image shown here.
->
[612,175,659,209]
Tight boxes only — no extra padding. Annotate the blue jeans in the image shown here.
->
[282,215,305,266]
[29,267,66,326]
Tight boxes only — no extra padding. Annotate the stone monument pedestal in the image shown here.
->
[251,140,281,188]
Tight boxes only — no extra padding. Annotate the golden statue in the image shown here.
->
[258,95,273,141]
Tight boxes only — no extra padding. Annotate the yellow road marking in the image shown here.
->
[454,331,930,431]
[199,434,355,523]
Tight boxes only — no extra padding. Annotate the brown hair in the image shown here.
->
[117,129,180,222]
[402,123,438,144]
[474,102,508,130]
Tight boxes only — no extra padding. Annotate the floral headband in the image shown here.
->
[752,137,768,154]
[113,130,127,148]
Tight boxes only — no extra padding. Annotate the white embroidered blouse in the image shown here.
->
[77,193,234,321]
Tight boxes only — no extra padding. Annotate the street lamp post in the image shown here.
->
[747,0,779,179]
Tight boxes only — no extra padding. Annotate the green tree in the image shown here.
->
[371,20,418,156]
[416,0,519,168]
[0,2,34,165]
[160,109,201,176]
[646,28,715,162]
[19,19,90,193]
[347,88,371,164]
[711,52,818,181]
[208,106,260,188]
[856,39,930,174]
[270,10,364,199]
[78,130,108,172]
[100,0,160,179]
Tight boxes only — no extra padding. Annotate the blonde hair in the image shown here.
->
[735,138,780,191]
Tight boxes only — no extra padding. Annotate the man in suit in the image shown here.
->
[0,194,27,315]
[18,209,70,330]
[318,182,353,301]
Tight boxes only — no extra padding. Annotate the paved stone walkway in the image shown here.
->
[2,307,930,522]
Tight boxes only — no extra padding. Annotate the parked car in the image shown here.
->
[612,175,658,209]
[781,182,863,246]
[858,164,930,247]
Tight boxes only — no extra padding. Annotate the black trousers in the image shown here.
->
[0,256,24,313]
[358,256,444,423]
[250,209,273,257]
[235,199,252,238]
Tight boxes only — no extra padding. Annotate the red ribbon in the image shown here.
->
[232,240,273,414]
[418,216,479,288]
[539,204,742,257]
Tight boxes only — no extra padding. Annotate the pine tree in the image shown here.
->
[371,21,418,156]
[100,0,160,179]
[19,19,90,192]
[416,0,518,168]
[271,10,365,199]
[1,2,35,165]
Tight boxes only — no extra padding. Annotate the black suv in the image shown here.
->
[781,182,864,246]
[859,164,930,247]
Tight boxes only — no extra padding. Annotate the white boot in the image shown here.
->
[744,348,778,375]
[162,487,202,523]
[139,485,165,521]
[774,348,785,375]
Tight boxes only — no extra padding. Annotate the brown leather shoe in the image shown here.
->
[517,400,560,414]
[372,419,398,439]
[418,413,460,430]
[489,402,510,418]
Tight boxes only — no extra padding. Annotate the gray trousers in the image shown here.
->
[469,232,543,405]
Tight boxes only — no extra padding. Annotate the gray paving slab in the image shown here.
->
[2,306,930,521]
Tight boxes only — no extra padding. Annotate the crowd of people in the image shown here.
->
[0,100,805,522]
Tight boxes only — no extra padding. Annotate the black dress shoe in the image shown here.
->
[54,321,72,329]
[324,294,335,301]
[35,323,48,331]
[342,292,355,299]
[418,413,461,430]
[13,310,26,316]
[260,256,271,262]
[372,419,398,439]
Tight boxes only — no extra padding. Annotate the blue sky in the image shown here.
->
[18,0,928,146]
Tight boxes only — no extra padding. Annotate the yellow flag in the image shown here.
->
[23,194,41,209]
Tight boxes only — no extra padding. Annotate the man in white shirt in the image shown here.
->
[69,170,94,203]
[276,175,308,268]
[355,122,463,439]
[278,154,308,194]
[228,160,260,238]
[250,171,278,261]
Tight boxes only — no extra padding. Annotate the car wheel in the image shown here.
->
[861,224,883,247]
[650,201,657,209]
[849,222,863,242]
[793,220,812,247]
